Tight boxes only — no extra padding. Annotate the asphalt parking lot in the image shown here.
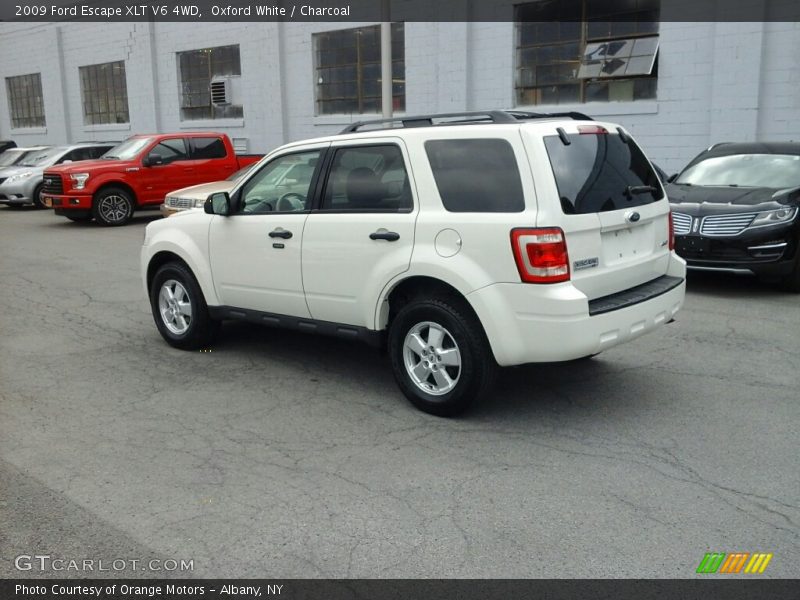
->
[1,206,798,579]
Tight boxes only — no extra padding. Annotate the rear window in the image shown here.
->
[543,132,663,214]
[192,137,227,159]
[425,139,525,212]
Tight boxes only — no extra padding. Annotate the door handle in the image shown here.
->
[269,228,293,239]
[369,230,400,242]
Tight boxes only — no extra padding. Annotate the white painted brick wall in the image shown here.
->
[1,19,798,173]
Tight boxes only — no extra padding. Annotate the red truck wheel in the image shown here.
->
[93,187,134,226]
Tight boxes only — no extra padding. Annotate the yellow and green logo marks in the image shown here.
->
[696,552,773,574]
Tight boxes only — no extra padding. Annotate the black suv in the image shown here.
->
[666,142,800,291]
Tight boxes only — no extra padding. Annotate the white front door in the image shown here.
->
[209,147,326,317]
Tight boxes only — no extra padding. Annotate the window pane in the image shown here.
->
[241,151,320,213]
[178,45,242,120]
[6,72,46,128]
[425,140,525,213]
[192,137,227,159]
[78,61,129,125]
[322,145,410,211]
[149,138,188,163]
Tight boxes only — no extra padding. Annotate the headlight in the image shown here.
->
[6,171,34,183]
[70,173,90,190]
[750,207,798,228]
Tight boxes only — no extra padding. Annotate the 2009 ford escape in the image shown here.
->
[141,110,686,416]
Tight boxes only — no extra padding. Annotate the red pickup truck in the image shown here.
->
[43,132,262,225]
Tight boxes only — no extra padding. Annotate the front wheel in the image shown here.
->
[388,297,497,417]
[150,262,219,350]
[93,187,134,226]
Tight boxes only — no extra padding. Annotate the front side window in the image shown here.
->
[313,24,405,115]
[239,151,321,213]
[6,73,46,128]
[543,131,663,214]
[676,154,800,189]
[321,145,411,211]
[425,139,525,212]
[147,139,189,164]
[515,0,659,105]
[178,45,242,120]
[79,61,130,124]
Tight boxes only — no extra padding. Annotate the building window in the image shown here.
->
[515,0,659,105]
[79,61,130,125]
[314,24,405,115]
[6,73,46,129]
[178,45,243,120]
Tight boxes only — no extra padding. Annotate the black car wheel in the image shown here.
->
[150,262,219,350]
[93,187,134,226]
[31,184,46,209]
[388,296,496,417]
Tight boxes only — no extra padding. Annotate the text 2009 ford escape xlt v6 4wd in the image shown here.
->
[141,111,686,416]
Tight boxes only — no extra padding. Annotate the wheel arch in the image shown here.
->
[94,180,138,205]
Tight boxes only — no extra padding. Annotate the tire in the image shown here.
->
[65,214,93,222]
[780,249,800,293]
[93,186,134,226]
[31,184,46,209]
[150,261,219,350]
[388,296,497,417]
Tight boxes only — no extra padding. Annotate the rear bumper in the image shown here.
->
[467,256,686,366]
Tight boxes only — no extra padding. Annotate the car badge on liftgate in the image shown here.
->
[625,211,641,223]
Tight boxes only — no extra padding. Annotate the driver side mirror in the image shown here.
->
[204,192,231,216]
[143,154,164,167]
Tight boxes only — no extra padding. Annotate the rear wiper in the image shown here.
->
[624,185,658,199]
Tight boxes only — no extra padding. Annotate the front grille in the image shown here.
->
[42,173,64,194]
[672,212,692,235]
[700,213,757,236]
[166,197,193,209]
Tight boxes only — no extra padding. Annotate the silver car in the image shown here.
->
[0,142,114,208]
[0,146,51,175]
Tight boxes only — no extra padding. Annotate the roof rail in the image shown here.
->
[339,109,593,134]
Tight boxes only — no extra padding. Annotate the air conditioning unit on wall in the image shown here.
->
[210,76,242,106]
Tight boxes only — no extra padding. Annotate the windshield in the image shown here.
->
[19,147,66,167]
[0,149,27,167]
[226,164,255,182]
[676,153,800,188]
[544,132,663,214]
[102,137,154,160]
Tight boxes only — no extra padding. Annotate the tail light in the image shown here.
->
[511,228,570,284]
[668,211,675,251]
[578,125,609,135]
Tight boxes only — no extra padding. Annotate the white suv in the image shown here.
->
[141,110,685,416]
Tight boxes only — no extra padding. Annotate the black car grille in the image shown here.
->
[680,246,752,261]
[42,173,64,194]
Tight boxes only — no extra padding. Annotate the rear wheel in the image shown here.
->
[388,296,496,417]
[31,184,46,209]
[93,187,134,226]
[150,262,219,350]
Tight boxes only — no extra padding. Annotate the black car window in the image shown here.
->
[321,145,412,211]
[148,139,189,164]
[192,137,227,159]
[425,139,525,212]
[544,131,663,214]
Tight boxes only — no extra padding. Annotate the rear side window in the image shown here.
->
[321,145,412,211]
[424,139,525,212]
[192,137,227,159]
[543,132,663,214]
